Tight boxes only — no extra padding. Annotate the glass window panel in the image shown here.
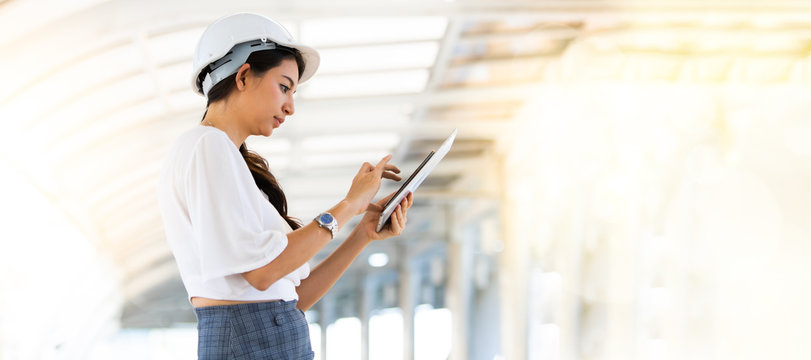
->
[369,308,403,360]
[326,317,361,360]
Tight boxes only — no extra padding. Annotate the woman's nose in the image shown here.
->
[283,100,294,116]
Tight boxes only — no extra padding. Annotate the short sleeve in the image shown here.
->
[185,132,289,282]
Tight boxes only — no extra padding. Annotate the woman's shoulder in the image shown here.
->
[168,126,233,155]
[161,126,236,172]
[179,125,228,146]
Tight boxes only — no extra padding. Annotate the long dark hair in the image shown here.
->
[199,47,305,230]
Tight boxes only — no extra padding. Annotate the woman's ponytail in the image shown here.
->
[238,144,302,230]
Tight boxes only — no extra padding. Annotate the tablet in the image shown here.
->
[376,129,457,232]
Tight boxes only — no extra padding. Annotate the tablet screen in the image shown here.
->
[382,151,434,211]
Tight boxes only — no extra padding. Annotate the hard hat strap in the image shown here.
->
[201,39,278,97]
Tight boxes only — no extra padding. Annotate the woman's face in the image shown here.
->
[242,58,298,137]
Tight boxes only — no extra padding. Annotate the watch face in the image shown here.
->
[319,213,334,224]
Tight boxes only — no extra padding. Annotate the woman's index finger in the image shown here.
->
[374,154,393,173]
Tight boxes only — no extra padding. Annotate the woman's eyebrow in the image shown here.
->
[281,75,296,89]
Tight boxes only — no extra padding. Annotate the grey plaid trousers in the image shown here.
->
[194,300,314,359]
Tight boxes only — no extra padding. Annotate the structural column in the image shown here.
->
[446,203,472,360]
[399,242,416,360]
[360,273,372,360]
[319,296,333,360]
[499,161,530,360]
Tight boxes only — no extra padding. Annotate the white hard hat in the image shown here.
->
[191,13,320,97]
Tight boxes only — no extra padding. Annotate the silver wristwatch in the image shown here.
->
[314,212,338,239]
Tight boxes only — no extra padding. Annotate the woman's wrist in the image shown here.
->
[345,226,373,246]
[322,199,362,235]
[341,197,366,215]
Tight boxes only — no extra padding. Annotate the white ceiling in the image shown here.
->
[2,0,810,326]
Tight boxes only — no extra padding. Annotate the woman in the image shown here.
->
[157,13,412,359]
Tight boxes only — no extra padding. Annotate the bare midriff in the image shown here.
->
[191,296,282,308]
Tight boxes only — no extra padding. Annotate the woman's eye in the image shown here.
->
[280,84,290,93]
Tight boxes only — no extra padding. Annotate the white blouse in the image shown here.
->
[157,126,309,304]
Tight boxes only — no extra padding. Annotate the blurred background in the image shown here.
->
[1,0,811,359]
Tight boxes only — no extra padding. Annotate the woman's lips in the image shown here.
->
[274,117,284,127]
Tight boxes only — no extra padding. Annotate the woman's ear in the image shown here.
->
[235,63,252,91]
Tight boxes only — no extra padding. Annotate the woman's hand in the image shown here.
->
[357,191,414,242]
[344,155,401,214]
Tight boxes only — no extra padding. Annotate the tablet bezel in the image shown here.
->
[375,129,457,232]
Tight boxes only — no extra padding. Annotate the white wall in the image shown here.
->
[0,157,122,360]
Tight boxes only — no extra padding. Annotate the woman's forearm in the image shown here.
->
[241,200,360,292]
[295,228,372,311]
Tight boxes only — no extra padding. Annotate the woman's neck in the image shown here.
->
[202,103,248,148]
